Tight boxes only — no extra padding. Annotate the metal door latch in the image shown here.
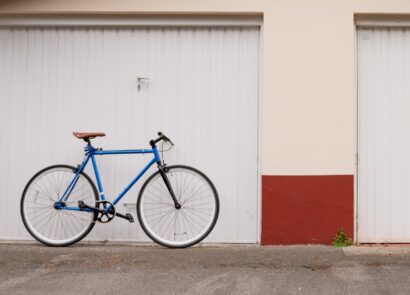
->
[137,77,149,91]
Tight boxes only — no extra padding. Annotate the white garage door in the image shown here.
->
[358,27,410,242]
[0,25,259,243]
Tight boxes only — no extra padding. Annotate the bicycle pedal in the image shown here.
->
[126,213,134,223]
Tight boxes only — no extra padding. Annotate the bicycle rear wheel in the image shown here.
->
[137,165,219,248]
[21,165,98,246]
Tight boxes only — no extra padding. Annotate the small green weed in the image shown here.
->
[332,228,353,248]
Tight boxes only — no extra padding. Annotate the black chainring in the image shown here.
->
[96,200,116,223]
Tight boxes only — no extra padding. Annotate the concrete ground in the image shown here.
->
[1,243,410,295]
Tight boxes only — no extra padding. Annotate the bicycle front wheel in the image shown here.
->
[137,165,219,248]
[21,165,98,246]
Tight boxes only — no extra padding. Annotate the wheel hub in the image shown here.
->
[53,201,66,209]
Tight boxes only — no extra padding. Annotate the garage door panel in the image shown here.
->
[0,26,259,243]
[359,28,410,242]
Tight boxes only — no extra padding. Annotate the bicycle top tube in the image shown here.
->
[86,146,155,156]
[95,149,153,155]
[84,144,161,162]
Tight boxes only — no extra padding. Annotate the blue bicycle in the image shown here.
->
[21,132,219,248]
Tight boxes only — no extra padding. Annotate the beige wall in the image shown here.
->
[2,0,410,175]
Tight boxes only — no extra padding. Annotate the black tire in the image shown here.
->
[137,165,219,248]
[21,165,98,247]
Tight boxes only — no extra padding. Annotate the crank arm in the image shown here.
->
[78,200,105,213]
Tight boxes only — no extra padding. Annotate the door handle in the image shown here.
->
[137,77,149,91]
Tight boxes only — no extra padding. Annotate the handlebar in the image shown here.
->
[150,131,174,147]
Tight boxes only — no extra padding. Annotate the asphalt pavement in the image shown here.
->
[1,242,410,295]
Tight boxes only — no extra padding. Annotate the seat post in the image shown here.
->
[84,138,92,147]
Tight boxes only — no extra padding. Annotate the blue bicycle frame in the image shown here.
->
[57,145,162,212]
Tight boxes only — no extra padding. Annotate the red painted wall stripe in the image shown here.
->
[261,175,354,245]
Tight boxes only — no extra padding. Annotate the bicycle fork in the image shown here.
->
[158,165,181,209]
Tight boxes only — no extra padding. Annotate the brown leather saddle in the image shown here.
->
[73,132,106,140]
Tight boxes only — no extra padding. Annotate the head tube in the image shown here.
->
[152,146,161,163]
